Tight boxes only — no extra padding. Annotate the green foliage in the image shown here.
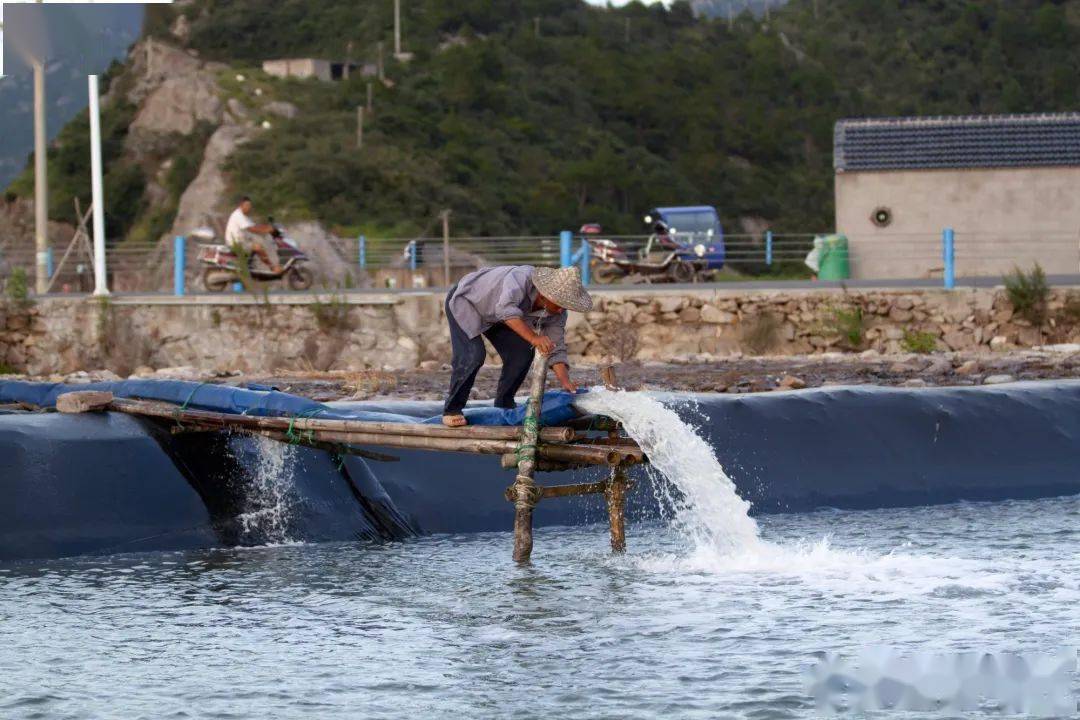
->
[901,329,938,354]
[5,268,30,307]
[310,293,353,332]
[6,99,143,238]
[825,304,864,350]
[16,0,1080,249]
[1005,263,1050,325]
[741,312,781,355]
[0,362,18,376]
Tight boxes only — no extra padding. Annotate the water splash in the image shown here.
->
[235,436,298,544]
[575,388,762,555]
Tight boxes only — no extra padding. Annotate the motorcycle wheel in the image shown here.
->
[667,261,696,284]
[287,265,314,291]
[592,263,622,285]
[201,267,230,292]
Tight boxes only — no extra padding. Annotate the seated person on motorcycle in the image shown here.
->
[442,265,592,427]
[225,196,282,273]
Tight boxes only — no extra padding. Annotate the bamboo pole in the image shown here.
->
[512,354,547,562]
[606,464,629,552]
[106,398,575,442]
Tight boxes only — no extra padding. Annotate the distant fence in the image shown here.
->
[1,228,1077,295]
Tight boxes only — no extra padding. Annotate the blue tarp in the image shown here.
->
[0,380,582,427]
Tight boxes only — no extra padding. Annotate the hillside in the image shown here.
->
[6,0,1080,246]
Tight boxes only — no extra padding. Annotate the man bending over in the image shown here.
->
[442,265,593,427]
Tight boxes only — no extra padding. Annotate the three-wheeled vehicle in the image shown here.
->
[585,206,725,284]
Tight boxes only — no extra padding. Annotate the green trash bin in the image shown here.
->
[817,234,850,280]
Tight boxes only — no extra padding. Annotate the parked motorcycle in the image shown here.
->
[191,221,314,292]
[583,222,705,284]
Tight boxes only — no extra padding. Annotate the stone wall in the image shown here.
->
[1,287,1077,377]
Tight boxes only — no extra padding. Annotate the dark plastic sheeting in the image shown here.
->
[2,381,1079,560]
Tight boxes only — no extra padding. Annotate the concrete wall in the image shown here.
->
[835,167,1080,279]
[261,59,332,82]
[2,286,1079,377]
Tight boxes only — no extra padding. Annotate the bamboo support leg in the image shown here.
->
[606,464,629,553]
[512,353,548,563]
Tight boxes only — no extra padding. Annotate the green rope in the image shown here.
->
[173,382,210,428]
[284,407,325,445]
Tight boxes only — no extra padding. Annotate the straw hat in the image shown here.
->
[533,266,593,312]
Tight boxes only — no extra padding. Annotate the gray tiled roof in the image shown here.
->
[834,113,1080,172]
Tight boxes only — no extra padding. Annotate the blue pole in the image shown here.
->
[765,230,773,266]
[45,247,54,279]
[579,238,591,285]
[358,234,366,269]
[559,230,573,268]
[943,227,955,289]
[173,235,186,296]
[408,241,417,271]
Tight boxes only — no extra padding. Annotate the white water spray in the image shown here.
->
[235,436,298,544]
[576,388,762,555]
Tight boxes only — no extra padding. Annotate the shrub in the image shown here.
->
[1004,264,1049,325]
[595,319,639,363]
[741,312,780,355]
[1060,292,1080,323]
[901,329,938,354]
[825,304,864,350]
[6,268,30,307]
[310,294,353,332]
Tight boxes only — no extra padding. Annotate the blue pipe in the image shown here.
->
[173,236,186,296]
[559,230,573,268]
[943,228,955,290]
[579,239,590,285]
[358,235,367,270]
[765,230,773,266]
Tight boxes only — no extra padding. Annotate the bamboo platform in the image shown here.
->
[47,370,645,561]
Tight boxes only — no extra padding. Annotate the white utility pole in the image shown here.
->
[33,59,49,294]
[88,75,109,296]
[394,0,402,57]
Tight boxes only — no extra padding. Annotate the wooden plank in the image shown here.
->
[57,391,114,414]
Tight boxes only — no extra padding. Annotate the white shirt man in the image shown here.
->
[223,196,281,272]
[225,205,256,251]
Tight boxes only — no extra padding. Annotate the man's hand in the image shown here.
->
[530,334,555,355]
[552,362,576,393]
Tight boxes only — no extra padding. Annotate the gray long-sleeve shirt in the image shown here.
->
[447,265,569,367]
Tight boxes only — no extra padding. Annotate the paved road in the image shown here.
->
[38,274,1080,304]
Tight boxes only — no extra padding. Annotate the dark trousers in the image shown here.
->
[443,291,535,415]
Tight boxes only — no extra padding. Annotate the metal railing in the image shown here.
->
[0,228,1077,295]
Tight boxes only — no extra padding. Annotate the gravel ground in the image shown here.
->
[225,347,1080,403]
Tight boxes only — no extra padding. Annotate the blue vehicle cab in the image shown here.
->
[645,206,725,270]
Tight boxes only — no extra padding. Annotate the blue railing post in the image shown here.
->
[173,235,186,296]
[407,240,418,271]
[358,234,367,269]
[765,230,773,266]
[579,238,590,285]
[943,227,955,289]
[45,247,54,279]
[559,230,573,268]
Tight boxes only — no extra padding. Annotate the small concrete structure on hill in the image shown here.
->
[834,113,1080,279]
[262,58,373,82]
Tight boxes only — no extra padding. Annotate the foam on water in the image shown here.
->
[576,387,762,554]
[234,436,298,544]
[576,388,1009,593]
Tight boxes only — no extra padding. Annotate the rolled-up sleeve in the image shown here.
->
[543,315,569,368]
